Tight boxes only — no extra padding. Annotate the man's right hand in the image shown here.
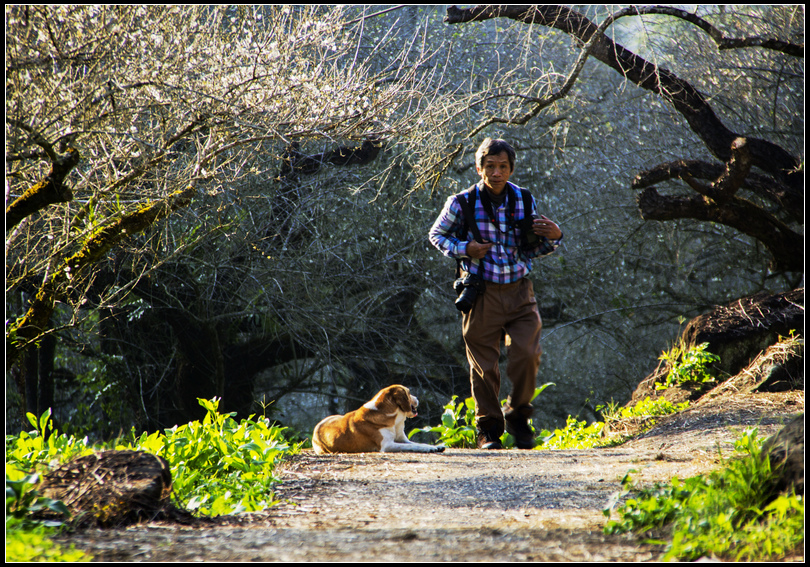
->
[466,240,493,259]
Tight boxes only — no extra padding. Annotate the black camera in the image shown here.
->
[516,215,541,249]
[454,273,486,313]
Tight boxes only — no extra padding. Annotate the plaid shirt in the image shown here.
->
[429,182,562,284]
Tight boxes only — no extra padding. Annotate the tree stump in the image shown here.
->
[37,450,178,527]
[763,414,804,496]
[681,288,803,379]
[630,289,804,405]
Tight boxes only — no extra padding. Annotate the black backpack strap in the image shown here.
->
[520,189,533,218]
[520,186,534,218]
[454,186,484,278]
[456,186,484,244]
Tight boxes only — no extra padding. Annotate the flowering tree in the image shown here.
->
[5,5,438,423]
[443,5,803,272]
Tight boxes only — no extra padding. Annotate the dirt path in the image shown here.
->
[55,391,802,562]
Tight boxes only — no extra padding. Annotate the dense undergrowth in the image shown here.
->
[6,398,302,561]
[603,428,804,561]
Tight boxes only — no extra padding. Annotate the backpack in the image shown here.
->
[454,182,535,275]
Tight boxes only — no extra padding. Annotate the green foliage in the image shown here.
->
[413,389,688,451]
[6,462,88,561]
[537,397,689,450]
[6,399,301,522]
[409,384,554,448]
[410,394,477,448]
[656,342,720,390]
[5,520,91,562]
[6,472,70,529]
[537,415,607,449]
[124,397,302,516]
[5,408,94,476]
[603,428,804,561]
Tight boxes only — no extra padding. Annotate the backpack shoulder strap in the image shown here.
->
[522,187,534,217]
[512,184,534,219]
[456,185,484,244]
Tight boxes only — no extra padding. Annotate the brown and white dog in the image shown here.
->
[312,385,445,454]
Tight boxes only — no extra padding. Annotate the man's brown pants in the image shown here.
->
[462,277,542,436]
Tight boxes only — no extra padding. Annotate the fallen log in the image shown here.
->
[36,450,187,527]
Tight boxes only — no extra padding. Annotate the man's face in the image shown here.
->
[476,151,513,195]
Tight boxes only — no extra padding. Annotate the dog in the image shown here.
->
[312,385,445,454]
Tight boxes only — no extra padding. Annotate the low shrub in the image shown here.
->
[603,428,804,561]
[6,397,302,560]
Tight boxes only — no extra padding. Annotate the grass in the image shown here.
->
[603,427,804,561]
[6,398,302,561]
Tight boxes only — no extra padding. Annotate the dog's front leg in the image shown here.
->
[393,416,410,443]
[380,428,445,453]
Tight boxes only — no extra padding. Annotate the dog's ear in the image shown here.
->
[392,386,412,413]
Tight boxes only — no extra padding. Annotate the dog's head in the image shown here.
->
[375,384,418,418]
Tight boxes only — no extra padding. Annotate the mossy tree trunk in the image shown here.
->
[6,187,196,372]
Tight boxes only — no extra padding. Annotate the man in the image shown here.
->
[429,138,563,449]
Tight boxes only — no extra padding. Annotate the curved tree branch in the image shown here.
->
[638,151,804,278]
[634,139,802,272]
[5,147,81,230]
[623,6,804,57]
[444,5,801,191]
[6,186,196,370]
[632,161,802,224]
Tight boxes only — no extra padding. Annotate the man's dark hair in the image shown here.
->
[475,138,516,172]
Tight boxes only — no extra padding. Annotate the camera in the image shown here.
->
[454,273,486,313]
[517,215,541,249]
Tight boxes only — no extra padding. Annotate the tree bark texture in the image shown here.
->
[6,186,196,371]
[37,450,177,527]
[5,147,80,230]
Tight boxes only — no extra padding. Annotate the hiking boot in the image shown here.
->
[504,406,535,450]
[476,428,503,450]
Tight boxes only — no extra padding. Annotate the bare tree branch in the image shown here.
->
[623,6,804,57]
[444,5,802,191]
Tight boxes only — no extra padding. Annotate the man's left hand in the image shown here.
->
[532,215,562,240]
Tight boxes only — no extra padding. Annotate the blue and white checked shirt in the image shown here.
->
[429,182,562,284]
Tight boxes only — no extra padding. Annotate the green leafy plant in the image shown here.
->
[6,472,70,528]
[5,409,94,476]
[537,397,690,450]
[410,394,478,448]
[603,428,804,561]
[5,520,91,562]
[656,341,720,390]
[409,384,554,448]
[5,470,89,561]
[6,399,302,520]
[125,397,302,516]
[536,415,607,449]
